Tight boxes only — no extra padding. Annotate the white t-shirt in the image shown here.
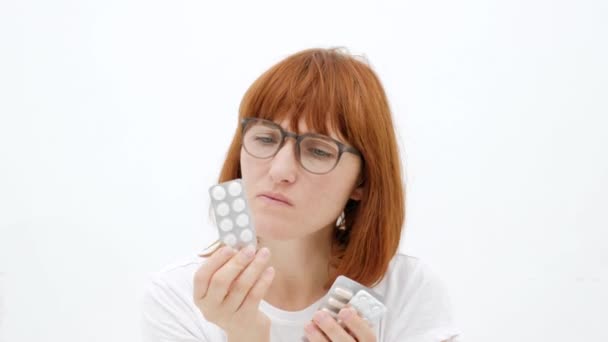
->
[140,253,460,342]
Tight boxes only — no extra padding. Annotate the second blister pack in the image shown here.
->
[317,275,387,323]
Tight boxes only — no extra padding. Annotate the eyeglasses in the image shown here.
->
[241,118,362,175]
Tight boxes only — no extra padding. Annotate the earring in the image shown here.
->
[336,211,346,231]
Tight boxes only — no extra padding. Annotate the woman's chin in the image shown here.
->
[254,221,298,241]
[256,228,292,241]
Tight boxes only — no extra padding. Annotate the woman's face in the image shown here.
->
[240,116,363,242]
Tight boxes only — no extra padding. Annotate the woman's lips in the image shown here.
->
[257,193,293,206]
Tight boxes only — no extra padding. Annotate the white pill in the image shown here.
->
[357,292,371,302]
[334,287,353,300]
[211,186,226,200]
[219,218,233,232]
[232,198,245,212]
[236,213,249,227]
[222,233,237,247]
[239,229,253,242]
[321,307,338,317]
[228,182,242,196]
[349,290,386,321]
[328,297,346,309]
[216,202,230,216]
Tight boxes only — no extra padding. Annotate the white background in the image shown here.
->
[1,0,607,341]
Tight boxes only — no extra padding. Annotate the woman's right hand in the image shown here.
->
[193,245,275,342]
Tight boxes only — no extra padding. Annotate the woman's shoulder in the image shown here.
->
[376,252,450,300]
[374,253,460,341]
[145,254,206,293]
[386,253,438,280]
[140,254,226,341]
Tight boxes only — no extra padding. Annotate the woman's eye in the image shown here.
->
[254,136,277,144]
[309,148,333,158]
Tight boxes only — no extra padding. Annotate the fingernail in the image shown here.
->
[241,245,255,260]
[259,247,270,259]
[263,267,275,279]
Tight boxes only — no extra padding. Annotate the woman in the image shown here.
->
[141,48,460,342]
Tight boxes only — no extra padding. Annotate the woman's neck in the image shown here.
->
[260,227,334,311]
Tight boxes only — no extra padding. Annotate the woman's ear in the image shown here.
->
[349,177,365,201]
[349,186,363,201]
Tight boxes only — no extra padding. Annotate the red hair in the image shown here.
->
[216,48,404,287]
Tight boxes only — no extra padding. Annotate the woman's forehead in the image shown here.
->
[274,115,344,141]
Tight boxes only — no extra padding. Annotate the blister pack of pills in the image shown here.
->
[318,275,387,323]
[208,179,257,250]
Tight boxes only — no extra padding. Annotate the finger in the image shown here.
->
[339,307,375,341]
[222,247,271,311]
[206,245,257,303]
[193,246,237,299]
[312,310,356,342]
[304,322,330,342]
[238,265,275,314]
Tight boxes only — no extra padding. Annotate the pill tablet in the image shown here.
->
[219,218,233,232]
[348,290,387,321]
[240,229,253,242]
[228,182,242,196]
[334,287,353,300]
[236,213,249,227]
[232,198,245,212]
[211,186,226,200]
[321,307,338,318]
[216,202,230,216]
[328,297,347,309]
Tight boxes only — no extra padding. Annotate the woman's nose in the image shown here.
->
[268,139,298,184]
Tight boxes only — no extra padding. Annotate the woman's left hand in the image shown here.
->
[304,308,377,342]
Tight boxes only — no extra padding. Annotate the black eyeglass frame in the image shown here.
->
[240,117,362,175]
